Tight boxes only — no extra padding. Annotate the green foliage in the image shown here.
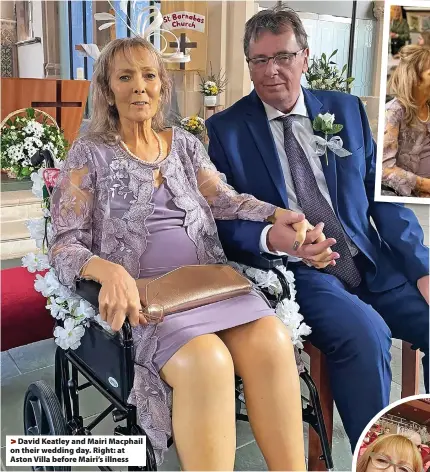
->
[305,50,355,93]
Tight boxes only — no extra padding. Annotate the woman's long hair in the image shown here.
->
[388,45,430,127]
[86,37,172,144]
[356,434,423,472]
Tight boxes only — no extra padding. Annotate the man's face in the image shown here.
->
[247,29,308,113]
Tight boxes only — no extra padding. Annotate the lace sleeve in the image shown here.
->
[382,104,417,196]
[48,140,96,288]
[189,134,277,221]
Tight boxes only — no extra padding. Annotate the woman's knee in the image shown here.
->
[236,317,295,366]
[161,334,235,388]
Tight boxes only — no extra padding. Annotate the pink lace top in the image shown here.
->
[49,127,277,287]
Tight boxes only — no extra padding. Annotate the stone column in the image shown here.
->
[372,1,385,97]
[224,0,256,107]
[42,0,60,77]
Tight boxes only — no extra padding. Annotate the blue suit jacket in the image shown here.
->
[206,88,429,292]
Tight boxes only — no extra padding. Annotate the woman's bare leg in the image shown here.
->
[218,316,306,471]
[160,334,236,470]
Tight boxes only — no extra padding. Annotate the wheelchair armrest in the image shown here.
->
[75,279,133,340]
[229,251,287,271]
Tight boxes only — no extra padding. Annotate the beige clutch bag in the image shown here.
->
[136,265,252,323]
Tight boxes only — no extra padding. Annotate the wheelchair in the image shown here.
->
[23,152,334,471]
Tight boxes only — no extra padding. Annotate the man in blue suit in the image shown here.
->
[206,5,429,450]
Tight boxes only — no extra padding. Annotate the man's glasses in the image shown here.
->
[369,453,415,472]
[247,50,305,70]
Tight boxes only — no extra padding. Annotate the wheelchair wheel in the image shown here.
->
[23,380,71,472]
[128,425,157,471]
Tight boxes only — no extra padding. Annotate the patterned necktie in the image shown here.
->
[280,115,361,288]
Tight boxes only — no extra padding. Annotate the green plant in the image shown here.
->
[0,108,68,179]
[198,62,228,96]
[305,50,354,93]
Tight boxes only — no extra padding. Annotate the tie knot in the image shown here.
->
[277,114,296,131]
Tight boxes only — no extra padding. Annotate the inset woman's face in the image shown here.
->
[419,67,430,90]
[366,450,415,472]
[109,47,162,124]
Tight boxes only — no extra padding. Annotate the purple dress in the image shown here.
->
[49,128,280,465]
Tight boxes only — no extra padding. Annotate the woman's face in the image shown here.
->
[418,35,424,46]
[109,47,162,124]
[419,67,430,90]
[392,6,402,20]
[366,450,415,472]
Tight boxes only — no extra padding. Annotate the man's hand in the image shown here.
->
[417,275,429,305]
[267,212,339,268]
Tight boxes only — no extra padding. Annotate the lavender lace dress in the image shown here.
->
[48,127,280,465]
[382,98,430,196]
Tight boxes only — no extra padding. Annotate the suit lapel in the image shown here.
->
[245,91,289,208]
[303,88,339,216]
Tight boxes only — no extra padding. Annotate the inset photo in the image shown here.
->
[376,1,430,203]
[354,395,430,472]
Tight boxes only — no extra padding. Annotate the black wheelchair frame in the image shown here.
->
[23,152,333,471]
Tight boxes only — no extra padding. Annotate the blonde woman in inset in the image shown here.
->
[357,434,423,472]
[382,45,430,196]
[418,32,430,47]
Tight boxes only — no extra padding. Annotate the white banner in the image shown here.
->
[6,436,146,467]
[163,11,206,33]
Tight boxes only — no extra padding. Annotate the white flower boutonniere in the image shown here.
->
[312,113,352,165]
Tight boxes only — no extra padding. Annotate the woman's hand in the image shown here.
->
[81,258,146,331]
[416,177,430,194]
[269,209,339,269]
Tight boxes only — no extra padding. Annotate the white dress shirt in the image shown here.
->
[259,89,357,261]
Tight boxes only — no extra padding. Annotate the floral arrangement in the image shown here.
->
[198,62,228,96]
[180,115,206,136]
[0,108,68,180]
[305,50,355,93]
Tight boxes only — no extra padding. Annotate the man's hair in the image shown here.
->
[243,4,309,59]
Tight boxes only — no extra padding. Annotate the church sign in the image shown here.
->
[161,1,208,71]
[163,12,206,33]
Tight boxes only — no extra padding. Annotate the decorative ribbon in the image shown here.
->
[309,135,352,158]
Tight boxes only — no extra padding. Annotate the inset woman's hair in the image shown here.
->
[86,37,172,144]
[388,45,430,126]
[357,434,423,472]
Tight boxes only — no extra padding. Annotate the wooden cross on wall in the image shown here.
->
[31,81,83,129]
[169,33,197,70]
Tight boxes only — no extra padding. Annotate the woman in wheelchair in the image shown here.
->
[48,36,332,471]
